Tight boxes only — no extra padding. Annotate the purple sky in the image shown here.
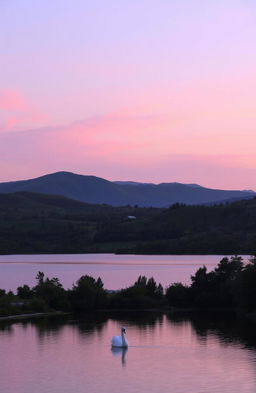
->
[1,0,256,189]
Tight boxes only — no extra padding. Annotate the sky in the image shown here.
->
[0,0,256,189]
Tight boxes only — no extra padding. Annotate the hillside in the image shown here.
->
[0,171,254,207]
[0,192,160,254]
[1,192,256,254]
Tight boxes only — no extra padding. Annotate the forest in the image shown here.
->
[1,191,256,254]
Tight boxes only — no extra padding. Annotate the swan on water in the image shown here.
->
[111,327,128,348]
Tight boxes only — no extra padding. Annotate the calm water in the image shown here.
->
[0,313,256,393]
[0,254,244,291]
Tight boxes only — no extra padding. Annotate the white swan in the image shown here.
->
[111,327,128,348]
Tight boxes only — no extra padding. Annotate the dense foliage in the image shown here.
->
[1,256,256,318]
[166,256,256,311]
[1,192,256,254]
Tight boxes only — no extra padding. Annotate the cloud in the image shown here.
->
[0,74,256,189]
[0,110,256,190]
[0,90,29,111]
[0,89,48,132]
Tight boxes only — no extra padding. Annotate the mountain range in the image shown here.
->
[0,171,254,207]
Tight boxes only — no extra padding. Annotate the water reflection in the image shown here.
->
[111,347,128,367]
[1,312,256,351]
[2,311,256,350]
[1,312,256,393]
[0,320,14,334]
[107,311,164,328]
[167,311,256,350]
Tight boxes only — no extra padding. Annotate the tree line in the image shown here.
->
[1,256,256,318]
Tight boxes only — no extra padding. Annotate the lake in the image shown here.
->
[0,254,246,291]
[0,312,256,393]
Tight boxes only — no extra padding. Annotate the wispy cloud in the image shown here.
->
[0,107,256,190]
[0,89,48,132]
[0,90,29,111]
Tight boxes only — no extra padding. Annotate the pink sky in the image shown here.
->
[1,1,256,189]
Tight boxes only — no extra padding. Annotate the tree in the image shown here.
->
[70,275,106,311]
[0,289,6,297]
[36,271,45,285]
[214,256,244,281]
[17,285,33,299]
[33,272,68,310]
[237,257,256,311]
[166,283,190,307]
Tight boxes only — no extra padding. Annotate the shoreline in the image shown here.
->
[0,252,246,256]
[1,307,255,324]
[0,311,70,322]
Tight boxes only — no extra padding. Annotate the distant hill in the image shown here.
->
[0,171,254,207]
[0,191,160,254]
[1,191,256,254]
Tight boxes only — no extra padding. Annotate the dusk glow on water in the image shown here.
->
[0,314,256,393]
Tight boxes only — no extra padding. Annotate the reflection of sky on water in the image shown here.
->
[0,254,244,291]
[0,313,256,393]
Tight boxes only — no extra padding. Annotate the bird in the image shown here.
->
[111,327,128,348]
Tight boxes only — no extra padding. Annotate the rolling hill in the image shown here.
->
[0,171,254,207]
[0,191,256,254]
